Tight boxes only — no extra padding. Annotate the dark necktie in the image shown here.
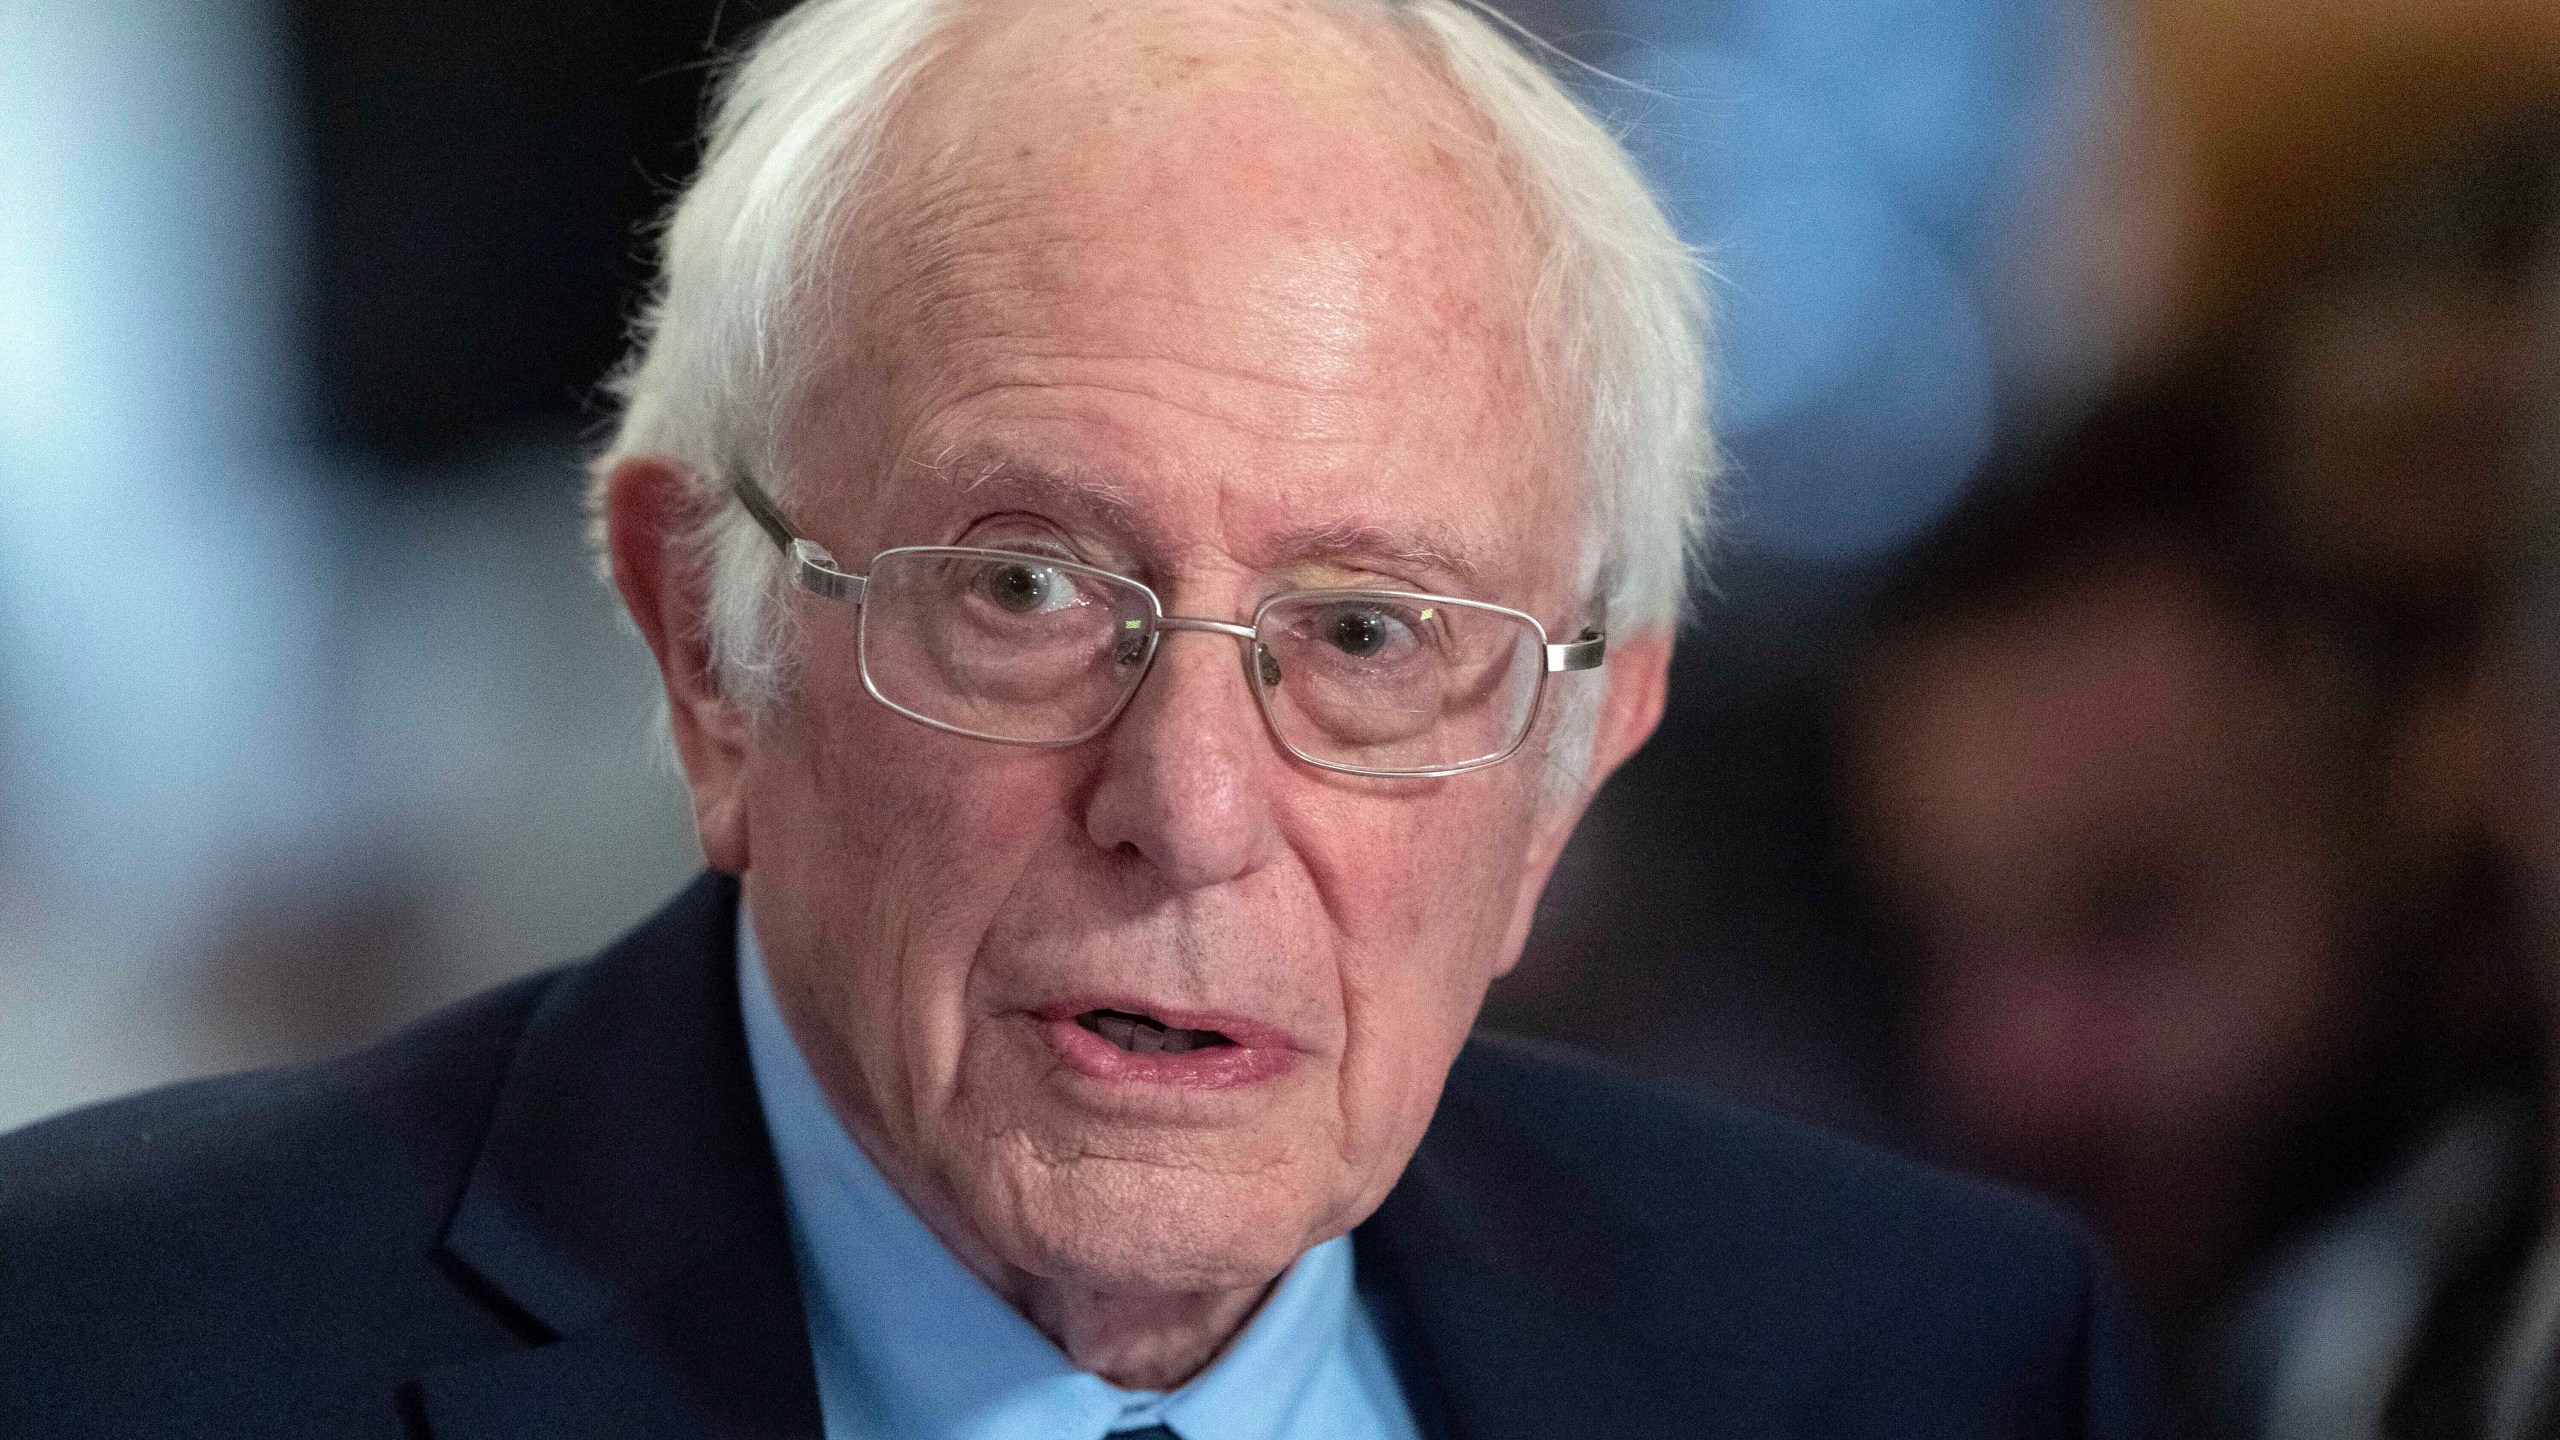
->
[1109,1428,1184,1440]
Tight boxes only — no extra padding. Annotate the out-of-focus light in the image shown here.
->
[0,0,339,1118]
[1591,0,2081,562]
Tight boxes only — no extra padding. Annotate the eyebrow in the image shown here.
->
[908,446,1146,535]
[1265,520,1479,588]
[907,445,1484,588]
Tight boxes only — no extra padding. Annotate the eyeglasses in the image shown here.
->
[726,474,1605,778]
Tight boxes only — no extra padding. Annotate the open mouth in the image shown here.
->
[1076,1008,1235,1056]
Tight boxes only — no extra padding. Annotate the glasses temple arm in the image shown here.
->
[727,472,798,550]
[1544,630,1605,672]
[727,472,863,604]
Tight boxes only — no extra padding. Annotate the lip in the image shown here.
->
[1033,1000,1303,1089]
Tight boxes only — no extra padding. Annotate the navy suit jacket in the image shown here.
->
[0,873,2150,1437]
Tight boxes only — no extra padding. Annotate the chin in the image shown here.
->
[972,1148,1331,1294]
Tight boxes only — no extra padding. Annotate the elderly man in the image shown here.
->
[0,0,2146,1435]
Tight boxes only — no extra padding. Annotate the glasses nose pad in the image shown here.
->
[1252,643,1282,690]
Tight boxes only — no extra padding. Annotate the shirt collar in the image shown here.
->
[737,905,1357,1440]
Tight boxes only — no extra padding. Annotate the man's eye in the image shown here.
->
[1319,604,1415,658]
[1329,608,1387,656]
[982,562,1079,615]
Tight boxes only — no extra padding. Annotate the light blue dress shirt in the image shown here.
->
[737,917,1424,1440]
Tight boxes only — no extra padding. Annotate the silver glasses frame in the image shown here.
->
[726,473,1605,778]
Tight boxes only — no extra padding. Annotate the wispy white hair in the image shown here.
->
[589,0,1715,783]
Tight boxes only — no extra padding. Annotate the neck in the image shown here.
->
[851,1114,1275,1388]
[1017,1275,1276,1391]
[750,930,1283,1389]
[784,1011,1275,1389]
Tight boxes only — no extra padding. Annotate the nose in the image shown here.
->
[1082,627,1283,893]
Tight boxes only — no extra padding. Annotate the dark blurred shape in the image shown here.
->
[1837,107,2560,1440]
[293,0,786,460]
[1487,647,1899,1134]
[2455,102,2560,1440]
[1850,372,2447,1292]
[2256,112,2555,608]
[188,865,443,1072]
[2137,0,2560,350]
[1842,371,2534,1437]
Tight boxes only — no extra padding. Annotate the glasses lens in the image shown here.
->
[1253,593,1543,773]
[859,549,1155,742]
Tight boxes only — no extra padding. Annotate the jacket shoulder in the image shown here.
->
[1444,1030,2087,1268]
[0,965,556,1227]
[0,966,564,1419]
[0,872,748,1438]
[1412,1033,2141,1433]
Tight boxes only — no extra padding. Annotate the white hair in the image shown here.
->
[589,0,1715,788]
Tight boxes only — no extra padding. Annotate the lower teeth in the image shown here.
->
[1080,1010,1226,1055]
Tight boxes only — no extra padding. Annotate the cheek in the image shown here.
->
[1312,782,1538,1163]
[753,673,1082,1127]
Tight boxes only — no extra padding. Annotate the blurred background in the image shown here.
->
[2,0,2555,1433]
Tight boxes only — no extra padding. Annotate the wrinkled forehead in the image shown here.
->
[797,0,1570,579]
[879,0,1541,296]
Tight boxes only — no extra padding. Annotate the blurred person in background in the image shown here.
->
[1840,383,2524,1436]
[2447,105,2560,1440]
[1844,110,2560,1440]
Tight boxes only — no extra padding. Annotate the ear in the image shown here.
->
[1490,624,1673,976]
[606,456,756,875]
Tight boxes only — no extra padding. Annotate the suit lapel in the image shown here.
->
[411,878,1777,1439]
[1355,1046,1778,1440]
[416,872,823,1439]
